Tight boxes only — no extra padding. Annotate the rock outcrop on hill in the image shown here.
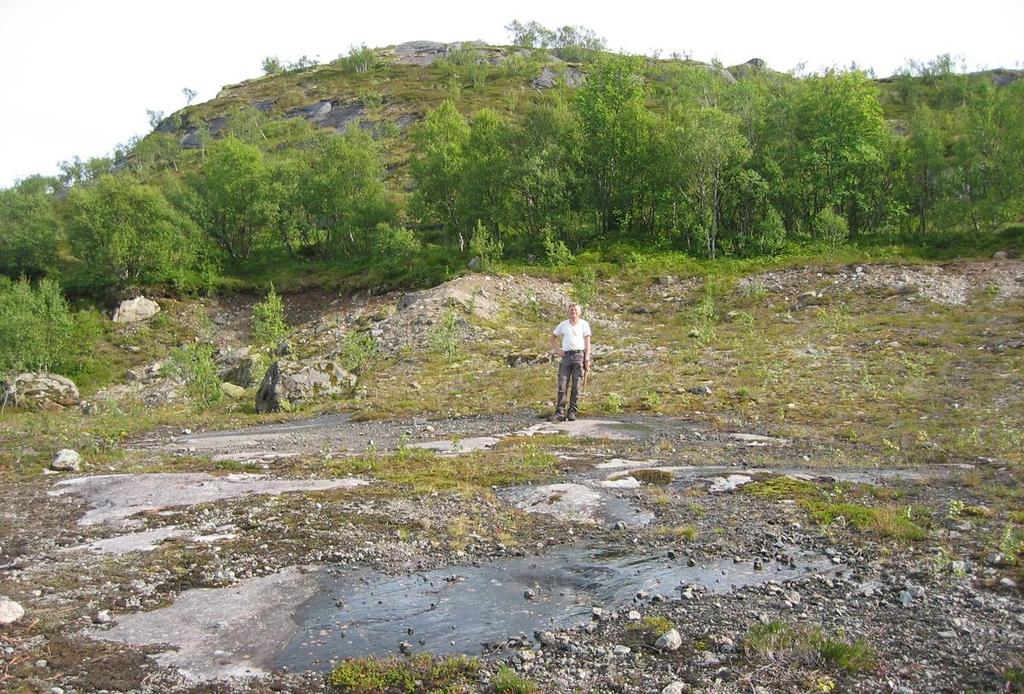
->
[1,372,80,410]
[255,358,357,413]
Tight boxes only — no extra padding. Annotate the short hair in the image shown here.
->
[568,302,582,312]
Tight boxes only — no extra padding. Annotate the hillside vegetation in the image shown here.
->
[1,22,1022,393]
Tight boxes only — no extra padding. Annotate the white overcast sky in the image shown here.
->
[1,0,1021,188]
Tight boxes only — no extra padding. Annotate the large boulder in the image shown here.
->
[255,358,357,413]
[216,347,260,388]
[112,296,160,323]
[1,373,80,411]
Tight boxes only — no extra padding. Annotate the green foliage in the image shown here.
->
[327,654,479,692]
[604,391,624,413]
[190,137,276,260]
[251,284,288,350]
[160,343,223,409]
[428,305,463,362]
[281,128,396,257]
[468,221,503,270]
[570,267,598,309]
[261,56,283,75]
[814,207,850,247]
[410,100,470,242]
[372,223,424,271]
[542,227,574,266]
[745,622,877,673]
[64,174,203,290]
[492,666,537,693]
[0,177,62,279]
[338,330,378,373]
[0,277,72,373]
[804,501,926,541]
[505,20,606,62]
[626,615,676,645]
[335,44,380,74]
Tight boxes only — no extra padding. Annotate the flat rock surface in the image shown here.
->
[51,473,367,525]
[91,566,320,680]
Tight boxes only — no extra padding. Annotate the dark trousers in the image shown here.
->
[555,352,585,416]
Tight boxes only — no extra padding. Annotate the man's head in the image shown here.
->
[567,303,582,322]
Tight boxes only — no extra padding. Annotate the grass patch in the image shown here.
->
[327,444,560,494]
[744,622,877,673]
[327,654,480,692]
[626,615,676,645]
[744,476,821,500]
[631,468,673,485]
[653,525,698,541]
[804,501,927,541]
[491,666,537,694]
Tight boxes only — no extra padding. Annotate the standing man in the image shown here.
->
[549,303,592,421]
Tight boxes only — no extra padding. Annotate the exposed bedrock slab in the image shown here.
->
[499,482,654,528]
[50,473,367,525]
[91,566,320,680]
[89,546,838,679]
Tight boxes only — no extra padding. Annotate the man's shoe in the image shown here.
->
[550,413,565,422]
[567,413,577,421]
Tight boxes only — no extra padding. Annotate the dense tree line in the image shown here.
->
[0,53,1022,301]
[409,55,1024,260]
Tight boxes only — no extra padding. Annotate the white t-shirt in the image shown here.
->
[553,319,592,351]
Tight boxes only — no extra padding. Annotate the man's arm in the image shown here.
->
[583,335,591,369]
[550,329,563,356]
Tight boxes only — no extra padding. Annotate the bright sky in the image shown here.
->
[1,0,1021,188]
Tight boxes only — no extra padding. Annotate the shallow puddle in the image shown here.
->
[278,544,836,671]
[92,544,838,679]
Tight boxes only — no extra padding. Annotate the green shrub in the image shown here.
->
[604,392,624,413]
[372,223,423,270]
[0,277,72,373]
[327,654,479,693]
[251,284,288,350]
[336,44,380,74]
[492,666,537,693]
[64,174,203,291]
[339,330,378,373]
[542,227,574,266]
[814,207,850,247]
[571,267,598,309]
[160,343,223,409]
[626,615,676,645]
[469,221,503,271]
[428,306,463,362]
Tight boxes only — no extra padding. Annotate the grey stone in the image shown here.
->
[393,40,450,66]
[0,597,25,625]
[612,644,631,656]
[50,449,82,472]
[220,382,246,399]
[992,250,1009,260]
[112,296,160,323]
[783,590,802,606]
[654,628,683,651]
[94,610,113,624]
[1,372,80,411]
[217,347,259,388]
[662,683,688,694]
[1000,577,1018,590]
[255,358,357,413]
